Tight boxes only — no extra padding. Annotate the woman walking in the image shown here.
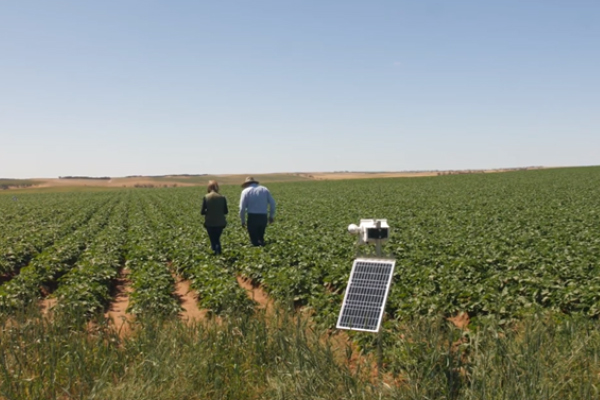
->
[201,180,228,255]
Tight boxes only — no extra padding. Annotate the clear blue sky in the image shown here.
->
[1,1,598,178]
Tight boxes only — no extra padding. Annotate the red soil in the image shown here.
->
[105,270,134,336]
[175,277,209,322]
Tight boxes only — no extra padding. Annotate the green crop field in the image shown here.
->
[1,166,600,399]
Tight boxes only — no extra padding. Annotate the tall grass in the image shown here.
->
[0,308,375,399]
[1,309,599,399]
[385,314,600,399]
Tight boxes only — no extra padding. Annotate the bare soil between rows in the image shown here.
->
[236,276,273,313]
[105,269,133,335]
[174,277,208,322]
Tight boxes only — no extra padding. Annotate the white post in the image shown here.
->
[375,220,383,257]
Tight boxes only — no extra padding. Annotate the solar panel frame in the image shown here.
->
[336,258,396,332]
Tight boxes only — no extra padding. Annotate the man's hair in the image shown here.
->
[207,180,219,193]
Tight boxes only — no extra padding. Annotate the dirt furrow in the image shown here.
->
[106,270,133,336]
[175,277,209,323]
[39,297,57,316]
[236,276,273,315]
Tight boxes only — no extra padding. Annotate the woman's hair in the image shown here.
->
[207,180,219,193]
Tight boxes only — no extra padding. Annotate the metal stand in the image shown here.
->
[377,326,383,379]
[374,229,384,378]
[355,222,387,259]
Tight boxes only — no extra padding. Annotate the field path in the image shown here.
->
[39,297,57,316]
[175,277,209,322]
[106,270,133,335]
[236,276,273,315]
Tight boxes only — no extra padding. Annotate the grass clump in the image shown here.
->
[384,314,600,399]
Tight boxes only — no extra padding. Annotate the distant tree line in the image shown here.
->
[125,174,206,178]
[58,176,111,180]
[133,184,179,188]
[437,167,543,176]
[0,179,37,190]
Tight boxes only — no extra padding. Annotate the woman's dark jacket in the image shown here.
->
[201,191,228,228]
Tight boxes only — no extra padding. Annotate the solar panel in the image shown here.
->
[336,258,396,332]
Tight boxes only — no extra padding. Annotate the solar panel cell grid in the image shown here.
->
[337,259,396,332]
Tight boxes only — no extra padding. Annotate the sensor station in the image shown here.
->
[347,219,390,256]
[338,218,395,333]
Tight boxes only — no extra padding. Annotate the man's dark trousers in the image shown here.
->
[247,213,268,246]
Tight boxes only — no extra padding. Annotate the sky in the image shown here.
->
[1,1,599,178]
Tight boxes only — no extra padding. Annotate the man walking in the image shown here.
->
[239,177,276,246]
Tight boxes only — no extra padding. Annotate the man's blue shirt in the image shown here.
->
[239,184,276,223]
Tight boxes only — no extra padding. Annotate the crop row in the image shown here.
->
[0,196,118,310]
[0,193,115,275]
[52,196,129,316]
[124,194,180,316]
